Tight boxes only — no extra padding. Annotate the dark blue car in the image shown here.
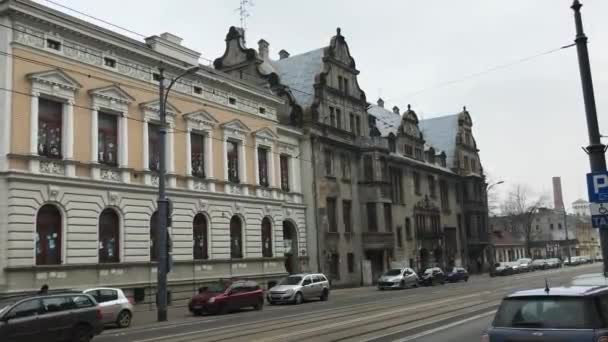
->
[483,286,608,342]
[445,267,469,282]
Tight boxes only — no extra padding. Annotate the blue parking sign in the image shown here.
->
[588,172,608,203]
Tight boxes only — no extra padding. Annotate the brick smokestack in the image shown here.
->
[552,176,565,210]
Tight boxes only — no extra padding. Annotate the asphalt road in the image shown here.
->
[96,264,600,342]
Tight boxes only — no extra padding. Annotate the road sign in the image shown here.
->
[588,172,608,203]
[591,203,608,229]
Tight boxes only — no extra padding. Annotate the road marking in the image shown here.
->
[391,310,496,342]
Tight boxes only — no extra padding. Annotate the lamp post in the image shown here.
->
[156,65,200,322]
[570,1,608,275]
[486,180,504,276]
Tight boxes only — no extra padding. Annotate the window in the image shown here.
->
[257,147,269,187]
[150,211,159,262]
[390,168,403,204]
[193,214,208,260]
[440,180,450,211]
[363,155,373,181]
[367,203,378,232]
[536,225,540,231]
[259,107,266,114]
[8,299,43,319]
[341,154,351,179]
[229,97,237,105]
[41,296,73,313]
[46,38,61,51]
[327,198,337,232]
[324,149,333,176]
[330,253,340,280]
[86,289,118,304]
[384,203,392,232]
[99,209,120,263]
[349,113,355,133]
[397,227,403,248]
[550,224,554,230]
[428,175,436,198]
[98,112,118,166]
[404,144,413,157]
[191,133,206,178]
[104,57,116,68]
[415,148,423,160]
[558,223,562,230]
[148,123,161,171]
[227,140,240,183]
[493,297,592,329]
[405,218,412,240]
[343,200,352,233]
[329,107,336,127]
[38,98,63,159]
[388,136,396,153]
[36,204,62,265]
[413,172,421,195]
[347,253,355,273]
[261,217,273,258]
[230,216,243,259]
[344,78,349,95]
[338,76,343,92]
[355,116,361,136]
[464,156,470,171]
[380,157,388,180]
[336,108,342,129]
[152,73,161,82]
[280,155,290,191]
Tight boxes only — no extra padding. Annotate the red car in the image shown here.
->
[188,280,264,315]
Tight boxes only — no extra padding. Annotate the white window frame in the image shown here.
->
[140,100,178,187]
[253,128,278,198]
[221,119,251,196]
[184,110,218,192]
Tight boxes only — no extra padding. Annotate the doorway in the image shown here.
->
[283,221,299,274]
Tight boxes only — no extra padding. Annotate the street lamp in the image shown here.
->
[156,64,200,322]
[486,180,504,276]
[487,180,504,192]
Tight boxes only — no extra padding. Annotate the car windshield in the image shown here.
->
[279,276,303,285]
[493,297,595,329]
[384,269,402,276]
[200,282,228,293]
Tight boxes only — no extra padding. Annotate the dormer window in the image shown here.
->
[46,39,61,51]
[104,57,116,68]
[193,86,203,95]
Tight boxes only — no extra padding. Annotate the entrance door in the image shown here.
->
[365,250,384,283]
[282,221,299,274]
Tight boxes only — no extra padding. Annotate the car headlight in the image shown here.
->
[286,289,295,296]
[208,297,216,304]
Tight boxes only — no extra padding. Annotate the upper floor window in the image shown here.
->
[329,107,336,127]
[341,153,351,179]
[397,227,403,248]
[338,76,343,92]
[38,98,63,159]
[324,149,334,176]
[390,167,403,204]
[440,180,450,210]
[343,200,352,233]
[98,112,118,166]
[344,78,349,95]
[257,147,269,187]
[428,175,436,198]
[355,116,361,136]
[404,144,413,157]
[413,172,421,195]
[103,57,116,68]
[327,198,337,232]
[367,203,378,232]
[349,113,355,134]
[464,156,470,171]
[148,123,161,171]
[384,203,392,232]
[280,155,290,192]
[227,140,240,183]
[363,155,373,181]
[191,133,206,178]
[336,108,342,129]
[465,132,471,146]
[193,86,203,95]
[414,148,423,160]
[388,136,396,153]
[405,218,412,240]
[46,38,61,51]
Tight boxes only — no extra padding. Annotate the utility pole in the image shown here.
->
[571,1,608,274]
[563,208,572,265]
[156,67,169,322]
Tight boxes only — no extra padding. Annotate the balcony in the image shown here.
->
[362,232,395,250]
[356,137,388,150]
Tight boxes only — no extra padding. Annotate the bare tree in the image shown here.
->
[500,185,548,257]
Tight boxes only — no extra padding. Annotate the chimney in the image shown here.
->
[552,176,565,210]
[258,39,269,60]
[392,106,400,114]
[279,49,290,60]
[145,32,201,65]
[377,98,384,108]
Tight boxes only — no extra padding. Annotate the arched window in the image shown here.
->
[150,211,159,262]
[36,204,62,265]
[230,216,243,259]
[261,217,272,258]
[99,209,120,263]
[193,214,208,260]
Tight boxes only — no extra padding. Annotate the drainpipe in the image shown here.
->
[311,135,322,272]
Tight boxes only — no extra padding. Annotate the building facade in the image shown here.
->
[0,0,308,299]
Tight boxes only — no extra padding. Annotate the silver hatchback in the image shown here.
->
[267,273,330,305]
[377,268,419,290]
[83,287,134,328]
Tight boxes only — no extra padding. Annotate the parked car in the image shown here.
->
[0,292,103,342]
[483,286,608,341]
[516,258,533,272]
[377,268,419,290]
[494,262,514,276]
[546,258,562,269]
[419,267,446,286]
[530,259,548,270]
[83,288,133,328]
[565,256,582,266]
[445,267,469,282]
[267,273,330,304]
[188,280,264,315]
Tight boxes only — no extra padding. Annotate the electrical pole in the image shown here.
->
[156,67,169,322]
[571,1,608,274]
[563,208,572,265]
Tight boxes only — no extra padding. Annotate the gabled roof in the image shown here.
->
[27,69,82,90]
[367,104,400,137]
[88,84,135,104]
[419,114,460,167]
[220,119,251,133]
[269,48,326,108]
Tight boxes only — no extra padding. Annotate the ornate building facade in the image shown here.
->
[0,0,308,299]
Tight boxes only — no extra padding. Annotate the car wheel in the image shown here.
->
[254,299,264,311]
[294,292,304,305]
[193,309,203,316]
[116,310,132,328]
[71,324,93,342]
[320,289,329,301]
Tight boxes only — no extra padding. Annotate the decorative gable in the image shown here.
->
[140,99,180,124]
[89,85,135,113]
[27,69,82,91]
[221,119,251,134]
[183,109,219,131]
[253,127,278,142]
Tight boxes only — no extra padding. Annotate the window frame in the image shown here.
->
[343,200,352,233]
[97,111,119,167]
[190,132,206,179]
[227,140,240,183]
[98,208,120,264]
[324,149,334,176]
[257,146,270,187]
[367,203,378,232]
[280,154,290,192]
[261,217,273,258]
[36,204,62,266]
[230,216,243,259]
[193,213,209,260]
[37,98,64,159]
[148,122,161,172]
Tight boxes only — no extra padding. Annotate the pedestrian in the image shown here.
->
[38,284,49,295]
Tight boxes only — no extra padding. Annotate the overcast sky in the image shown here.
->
[37,0,608,209]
